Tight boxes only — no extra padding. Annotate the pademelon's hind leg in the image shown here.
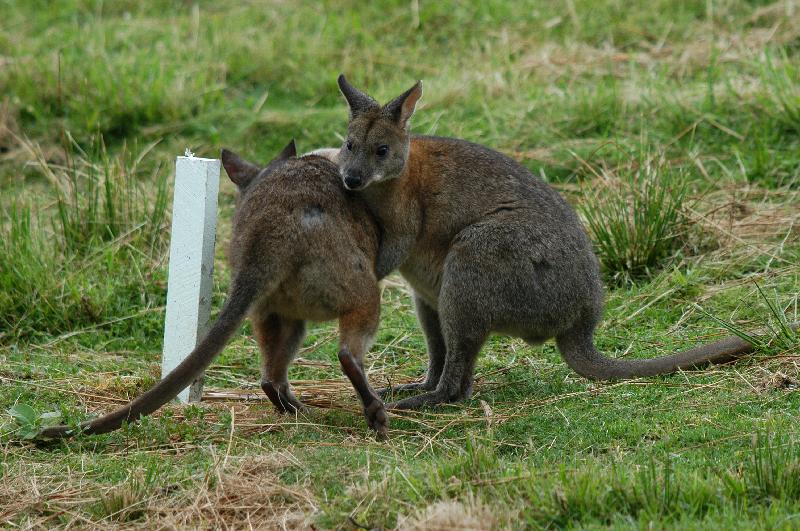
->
[379,293,445,398]
[337,290,388,437]
[387,261,490,410]
[253,313,307,413]
[386,328,487,410]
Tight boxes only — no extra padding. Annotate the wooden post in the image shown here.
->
[161,153,220,403]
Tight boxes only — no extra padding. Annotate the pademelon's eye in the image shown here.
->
[346,140,354,151]
[376,145,389,157]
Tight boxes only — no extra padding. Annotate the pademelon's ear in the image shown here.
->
[221,149,261,188]
[383,80,422,130]
[337,74,379,118]
[275,139,297,161]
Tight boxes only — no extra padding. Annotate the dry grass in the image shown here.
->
[445,2,800,106]
[152,455,314,530]
[516,19,799,79]
[396,495,501,531]
[690,185,800,253]
[0,454,314,529]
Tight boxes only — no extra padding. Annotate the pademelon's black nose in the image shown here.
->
[344,174,363,189]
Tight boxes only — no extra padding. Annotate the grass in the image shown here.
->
[0,134,169,341]
[580,147,690,279]
[1,0,799,528]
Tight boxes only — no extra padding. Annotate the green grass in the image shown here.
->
[580,147,690,280]
[1,0,799,528]
[0,135,169,342]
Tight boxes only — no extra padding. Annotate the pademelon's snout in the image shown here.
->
[342,169,366,190]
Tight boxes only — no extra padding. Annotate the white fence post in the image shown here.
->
[161,153,220,403]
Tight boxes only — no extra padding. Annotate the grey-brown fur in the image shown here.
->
[335,74,792,410]
[41,141,387,437]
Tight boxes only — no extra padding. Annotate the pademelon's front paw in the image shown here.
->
[261,381,307,414]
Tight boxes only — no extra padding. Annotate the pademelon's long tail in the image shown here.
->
[557,322,799,381]
[40,275,262,438]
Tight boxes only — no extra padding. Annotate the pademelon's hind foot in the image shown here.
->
[385,388,468,410]
[261,381,307,414]
[378,380,437,399]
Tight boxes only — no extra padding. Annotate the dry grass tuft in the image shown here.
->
[516,7,800,80]
[397,496,500,531]
[153,455,314,530]
[758,370,799,392]
[683,184,800,283]
[691,186,800,248]
[0,468,99,528]
[0,454,315,529]
[0,475,46,526]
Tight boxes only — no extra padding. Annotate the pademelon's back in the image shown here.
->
[235,155,379,321]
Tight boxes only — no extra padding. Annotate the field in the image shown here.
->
[1,0,799,528]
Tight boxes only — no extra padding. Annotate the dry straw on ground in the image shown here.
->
[0,454,315,529]
[396,495,500,531]
[152,455,314,530]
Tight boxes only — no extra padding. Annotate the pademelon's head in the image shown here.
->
[336,74,422,191]
[220,139,297,192]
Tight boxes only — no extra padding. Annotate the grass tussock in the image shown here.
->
[0,454,313,529]
[94,474,152,523]
[17,133,168,253]
[397,495,498,531]
[0,134,169,342]
[697,281,799,354]
[580,150,690,279]
[760,48,800,134]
